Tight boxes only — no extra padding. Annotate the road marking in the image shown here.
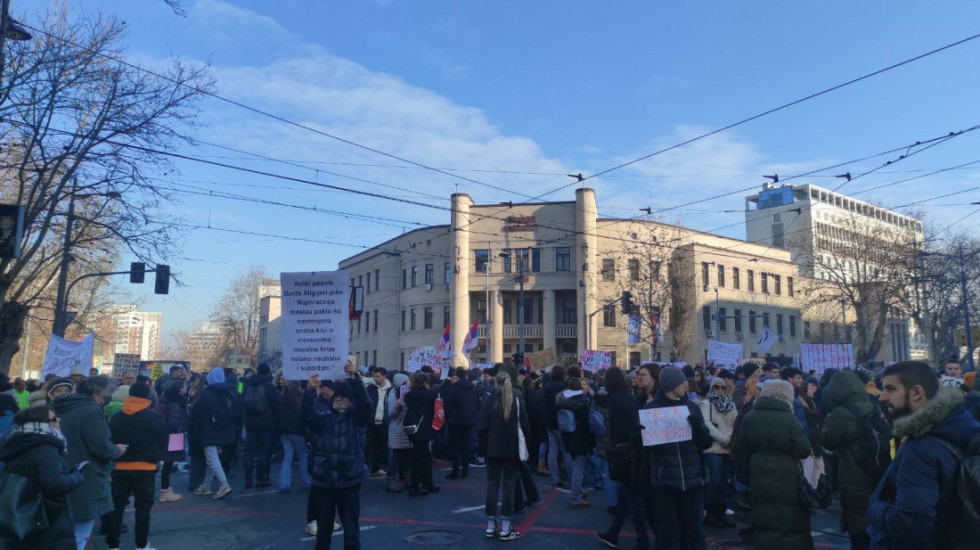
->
[453,505,486,513]
[234,489,282,498]
[300,525,377,541]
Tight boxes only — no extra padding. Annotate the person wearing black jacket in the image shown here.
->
[403,372,440,496]
[104,383,169,550]
[189,368,240,499]
[598,367,650,550]
[444,367,480,480]
[556,376,594,508]
[0,406,84,550]
[277,381,312,491]
[543,365,567,487]
[242,363,279,489]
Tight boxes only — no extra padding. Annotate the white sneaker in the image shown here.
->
[137,545,156,550]
[334,520,342,531]
[725,508,735,516]
[305,520,318,536]
[213,484,233,499]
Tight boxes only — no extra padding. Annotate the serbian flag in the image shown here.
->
[438,325,451,354]
[462,321,479,353]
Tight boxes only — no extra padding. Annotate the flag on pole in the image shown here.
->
[757,326,775,353]
[438,325,451,354]
[462,321,480,353]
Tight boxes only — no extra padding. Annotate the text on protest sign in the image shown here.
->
[581,349,611,372]
[707,340,743,367]
[408,346,437,373]
[111,353,141,378]
[639,406,692,446]
[42,333,95,378]
[800,343,854,374]
[280,271,350,380]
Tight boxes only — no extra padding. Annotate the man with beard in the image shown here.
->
[867,361,980,550]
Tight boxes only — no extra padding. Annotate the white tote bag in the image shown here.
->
[516,399,529,462]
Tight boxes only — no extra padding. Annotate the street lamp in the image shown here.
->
[52,180,122,337]
[0,0,31,89]
[498,250,526,365]
[919,246,978,371]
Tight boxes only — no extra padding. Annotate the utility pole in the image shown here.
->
[52,179,78,337]
[518,251,526,362]
[959,243,975,371]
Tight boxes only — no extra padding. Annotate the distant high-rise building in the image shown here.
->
[93,305,163,365]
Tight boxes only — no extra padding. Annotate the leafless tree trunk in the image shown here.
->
[210,266,269,368]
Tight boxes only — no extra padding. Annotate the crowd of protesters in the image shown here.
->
[0,354,979,550]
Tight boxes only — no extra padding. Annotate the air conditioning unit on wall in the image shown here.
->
[425,283,432,291]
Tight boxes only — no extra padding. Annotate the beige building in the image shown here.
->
[334,189,834,369]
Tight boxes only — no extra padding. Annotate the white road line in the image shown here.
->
[300,525,377,541]
[234,489,282,498]
[453,505,487,513]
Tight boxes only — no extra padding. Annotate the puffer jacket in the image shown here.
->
[543,377,566,431]
[867,387,980,550]
[699,397,737,454]
[645,389,713,492]
[0,428,84,550]
[304,379,372,489]
[735,395,813,550]
[387,385,412,450]
[556,389,594,457]
[821,370,879,537]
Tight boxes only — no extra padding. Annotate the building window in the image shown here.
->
[788,276,794,297]
[512,249,530,273]
[358,275,362,290]
[763,312,770,329]
[776,313,784,335]
[651,261,662,281]
[717,265,725,288]
[749,310,757,334]
[537,298,544,324]
[503,300,512,324]
[761,273,769,294]
[375,269,380,291]
[401,310,406,331]
[702,262,710,290]
[774,275,781,296]
[443,306,450,328]
[504,344,512,353]
[603,305,617,327]
[475,249,489,272]
[719,307,727,331]
[733,268,740,290]
[401,269,407,290]
[374,310,379,332]
[734,309,742,332]
[424,264,434,285]
[629,259,640,281]
[424,307,433,329]
[410,308,417,330]
[748,270,755,292]
[411,266,419,287]
[789,315,797,337]
[609,351,617,368]
[804,321,811,340]
[531,248,541,272]
[522,299,533,324]
[366,272,371,293]
[702,306,712,332]
[561,299,576,324]
[556,247,571,271]
[602,258,615,281]
[372,350,377,366]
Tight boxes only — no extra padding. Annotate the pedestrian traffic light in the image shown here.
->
[621,291,633,315]
[130,262,145,284]
[154,264,170,294]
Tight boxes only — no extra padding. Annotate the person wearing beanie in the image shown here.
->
[735,379,813,550]
[444,367,480,480]
[188,367,239,500]
[103,382,168,550]
[104,384,131,421]
[641,365,713,548]
[69,360,88,385]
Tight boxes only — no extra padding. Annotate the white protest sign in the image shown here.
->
[707,340,743,367]
[800,343,854,374]
[408,346,437,373]
[111,353,141,378]
[42,333,94,378]
[280,271,350,380]
[638,405,692,446]
[581,349,612,372]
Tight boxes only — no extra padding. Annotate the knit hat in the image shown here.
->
[760,379,796,407]
[709,377,727,389]
[111,385,131,403]
[659,366,687,393]
[70,361,86,376]
[393,372,410,387]
[330,381,353,400]
[129,383,151,399]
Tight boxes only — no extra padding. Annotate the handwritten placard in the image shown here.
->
[638,406,692,446]
[581,349,611,372]
[707,340,743,367]
[280,271,350,380]
[42,333,94,378]
[800,343,854,374]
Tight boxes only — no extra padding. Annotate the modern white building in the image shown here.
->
[93,305,162,366]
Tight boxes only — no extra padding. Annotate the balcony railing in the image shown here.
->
[476,323,577,339]
[556,324,577,338]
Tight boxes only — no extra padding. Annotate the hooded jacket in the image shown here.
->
[304,378,371,489]
[52,393,123,521]
[867,388,980,550]
[242,373,278,432]
[645,388,713,492]
[0,427,84,550]
[109,396,169,470]
[821,370,879,536]
[556,389,594,457]
[190,382,242,447]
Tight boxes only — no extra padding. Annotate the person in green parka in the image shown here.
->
[821,369,883,550]
[735,379,813,550]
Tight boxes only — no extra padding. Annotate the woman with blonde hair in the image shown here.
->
[476,371,530,542]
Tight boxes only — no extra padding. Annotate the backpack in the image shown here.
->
[0,462,49,541]
[243,383,268,413]
[842,403,892,480]
[588,407,607,438]
[557,408,577,433]
[926,435,980,550]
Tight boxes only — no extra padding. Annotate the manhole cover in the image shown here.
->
[404,529,465,545]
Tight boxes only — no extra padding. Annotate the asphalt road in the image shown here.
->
[86,459,852,550]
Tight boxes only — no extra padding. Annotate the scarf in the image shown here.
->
[708,392,735,414]
[15,421,68,449]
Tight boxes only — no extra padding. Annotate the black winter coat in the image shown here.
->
[476,390,530,460]
[242,374,278,432]
[404,386,438,442]
[0,430,84,550]
[190,383,241,447]
[304,378,371,489]
[109,397,169,466]
[644,389,713,492]
[543,378,566,431]
[276,390,306,435]
[556,390,594,457]
[445,380,480,427]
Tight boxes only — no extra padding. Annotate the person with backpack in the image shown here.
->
[821,369,889,550]
[0,405,84,550]
[242,363,279,489]
[556,376,594,509]
[189,368,238,499]
[868,361,980,550]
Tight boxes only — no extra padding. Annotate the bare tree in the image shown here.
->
[211,266,269,369]
[0,8,212,374]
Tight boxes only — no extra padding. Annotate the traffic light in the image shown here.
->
[621,291,633,315]
[512,353,524,368]
[130,262,145,284]
[154,264,170,294]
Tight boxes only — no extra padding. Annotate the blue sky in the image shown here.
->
[46,1,980,343]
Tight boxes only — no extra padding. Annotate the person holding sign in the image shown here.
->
[642,366,713,550]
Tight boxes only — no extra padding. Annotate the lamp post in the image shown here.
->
[0,0,32,88]
[52,180,121,337]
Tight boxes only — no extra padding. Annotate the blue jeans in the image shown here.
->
[280,434,311,489]
[601,459,618,507]
[74,519,95,550]
[547,430,567,485]
[245,430,274,483]
[704,453,731,515]
[569,454,587,504]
